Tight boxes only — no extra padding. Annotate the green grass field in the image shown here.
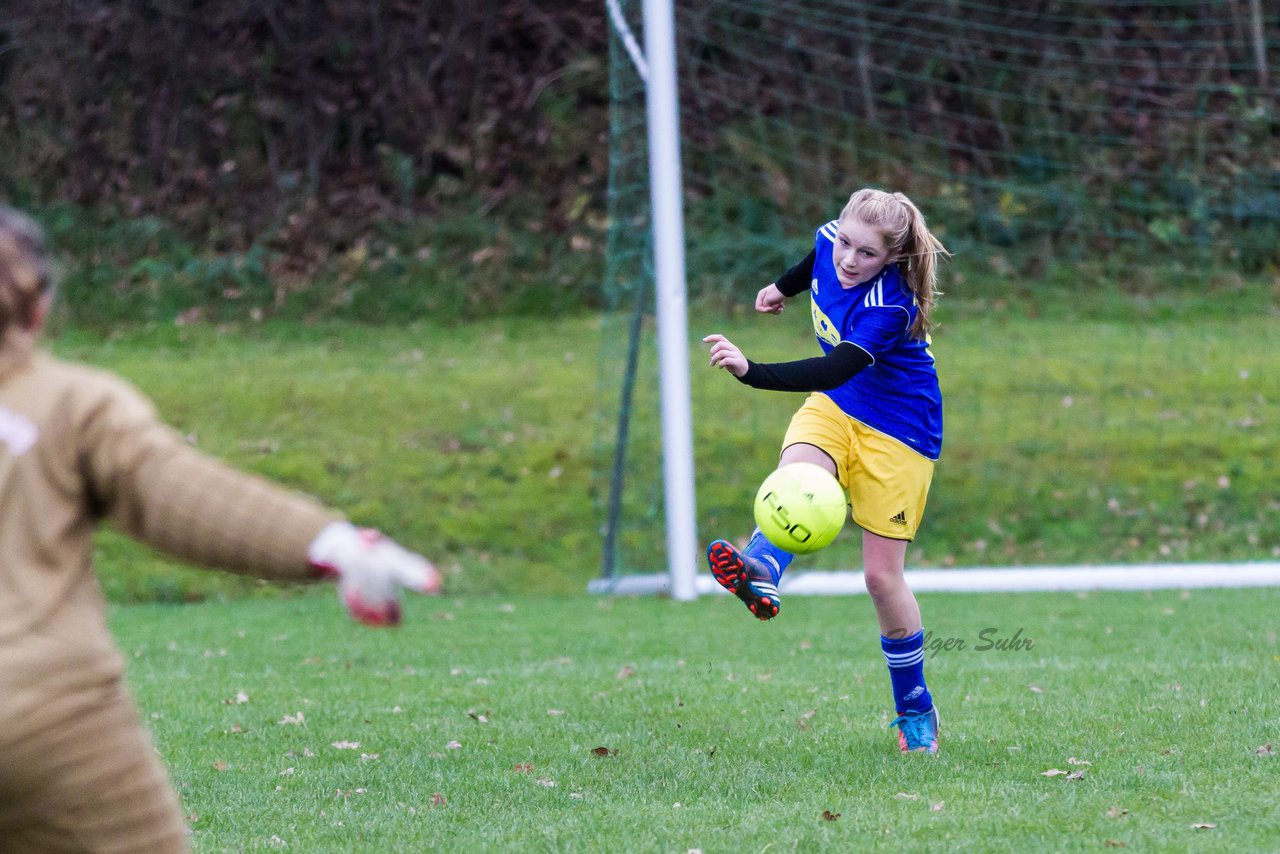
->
[51,304,1278,601]
[117,587,1280,851]
[44,290,1279,850]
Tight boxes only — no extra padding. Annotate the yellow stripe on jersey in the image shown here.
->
[810,297,841,348]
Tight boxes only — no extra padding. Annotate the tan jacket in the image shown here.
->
[0,351,340,697]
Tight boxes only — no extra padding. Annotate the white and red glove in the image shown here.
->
[308,522,442,626]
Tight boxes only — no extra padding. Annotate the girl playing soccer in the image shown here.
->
[703,188,949,753]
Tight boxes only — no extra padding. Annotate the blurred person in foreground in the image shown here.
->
[0,206,441,852]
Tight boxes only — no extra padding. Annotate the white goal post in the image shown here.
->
[600,1,1280,600]
[607,0,700,600]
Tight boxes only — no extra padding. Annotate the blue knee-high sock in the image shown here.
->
[743,528,794,585]
[881,629,933,714]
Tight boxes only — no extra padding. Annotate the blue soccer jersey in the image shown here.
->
[807,220,943,459]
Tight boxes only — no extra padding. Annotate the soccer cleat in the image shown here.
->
[706,539,780,621]
[890,707,940,753]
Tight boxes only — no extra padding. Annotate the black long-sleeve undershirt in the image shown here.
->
[738,341,872,392]
[734,248,871,391]
[774,249,816,297]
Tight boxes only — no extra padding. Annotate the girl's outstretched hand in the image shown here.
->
[703,333,749,378]
[755,283,786,314]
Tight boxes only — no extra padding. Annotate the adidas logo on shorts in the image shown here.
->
[890,510,907,526]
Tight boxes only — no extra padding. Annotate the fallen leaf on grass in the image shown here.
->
[1042,769,1067,777]
[432,792,446,806]
[616,665,636,679]
[360,753,380,762]
[279,712,305,725]
[1106,807,1130,818]
[1028,685,1044,693]
[280,768,295,776]
[1190,823,1216,830]
[1104,840,1126,848]
[536,778,556,787]
[213,760,229,772]
[547,709,565,717]
[1065,770,1086,781]
[591,746,614,757]
[797,709,817,731]
[467,710,490,724]
[445,740,462,750]
[1067,757,1092,766]
[331,741,361,750]
[896,792,920,800]
[821,810,841,821]
[931,801,945,811]
[222,691,249,705]
[1256,743,1274,756]
[514,763,534,773]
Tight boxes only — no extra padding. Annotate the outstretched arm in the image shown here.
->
[703,334,872,392]
[739,342,872,392]
[80,376,440,625]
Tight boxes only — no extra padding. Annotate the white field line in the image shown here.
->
[588,563,1280,596]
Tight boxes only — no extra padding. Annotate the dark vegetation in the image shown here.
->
[0,1,1276,326]
[0,0,612,323]
[669,2,1280,278]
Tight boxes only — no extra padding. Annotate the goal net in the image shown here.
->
[596,0,1279,591]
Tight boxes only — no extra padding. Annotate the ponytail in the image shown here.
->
[890,192,949,339]
[840,189,950,339]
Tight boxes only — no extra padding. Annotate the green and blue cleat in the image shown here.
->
[706,539,781,621]
[890,707,940,753]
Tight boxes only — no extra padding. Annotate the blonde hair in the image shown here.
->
[839,188,949,339]
[0,207,54,358]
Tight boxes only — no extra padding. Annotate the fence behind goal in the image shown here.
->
[596,0,1279,586]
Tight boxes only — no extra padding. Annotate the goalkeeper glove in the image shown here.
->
[308,522,441,626]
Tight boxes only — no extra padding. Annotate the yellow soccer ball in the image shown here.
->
[753,462,847,555]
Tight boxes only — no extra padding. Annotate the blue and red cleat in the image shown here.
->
[707,539,780,621]
[890,707,940,753]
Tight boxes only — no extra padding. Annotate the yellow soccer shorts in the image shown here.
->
[781,392,935,540]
